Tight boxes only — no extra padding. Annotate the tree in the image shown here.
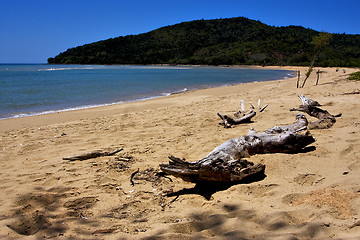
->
[300,32,332,88]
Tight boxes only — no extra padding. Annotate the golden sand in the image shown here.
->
[0,66,359,239]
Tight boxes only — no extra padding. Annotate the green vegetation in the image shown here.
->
[300,32,333,88]
[48,17,360,67]
[348,71,360,80]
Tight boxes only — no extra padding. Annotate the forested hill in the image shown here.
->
[48,17,360,67]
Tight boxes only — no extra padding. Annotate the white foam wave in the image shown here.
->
[124,65,192,70]
[287,72,296,77]
[38,67,95,71]
[166,88,189,96]
[2,101,122,120]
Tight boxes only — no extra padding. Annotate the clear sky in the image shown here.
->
[1,0,359,63]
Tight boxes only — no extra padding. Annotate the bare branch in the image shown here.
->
[63,148,123,161]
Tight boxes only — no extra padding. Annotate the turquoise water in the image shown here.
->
[0,64,294,119]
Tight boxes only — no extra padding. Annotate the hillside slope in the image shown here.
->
[48,17,360,67]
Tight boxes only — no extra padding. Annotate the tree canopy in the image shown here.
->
[48,17,360,67]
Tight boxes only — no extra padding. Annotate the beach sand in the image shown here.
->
[0,66,359,239]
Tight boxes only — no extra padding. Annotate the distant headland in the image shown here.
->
[48,17,360,67]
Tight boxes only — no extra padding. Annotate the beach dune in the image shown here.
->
[0,66,360,239]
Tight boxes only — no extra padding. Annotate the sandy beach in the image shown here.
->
[1,66,360,239]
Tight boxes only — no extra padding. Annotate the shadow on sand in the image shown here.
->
[166,171,267,200]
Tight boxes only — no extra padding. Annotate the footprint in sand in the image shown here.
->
[293,173,324,186]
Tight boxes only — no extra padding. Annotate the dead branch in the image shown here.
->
[290,95,341,129]
[63,148,123,161]
[155,172,173,182]
[240,100,245,112]
[259,104,268,112]
[296,70,301,88]
[218,110,256,128]
[114,157,132,162]
[249,102,255,109]
[257,99,268,112]
[315,70,323,85]
[160,114,314,183]
[342,90,360,95]
[218,99,267,128]
[130,168,140,186]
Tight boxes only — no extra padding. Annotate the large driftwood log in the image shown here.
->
[160,113,315,183]
[290,95,341,129]
[63,148,123,161]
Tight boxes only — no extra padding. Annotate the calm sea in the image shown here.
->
[0,64,294,119]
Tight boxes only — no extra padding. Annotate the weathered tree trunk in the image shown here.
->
[290,95,341,129]
[160,114,315,183]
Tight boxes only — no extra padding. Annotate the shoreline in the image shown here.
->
[0,64,294,121]
[0,65,296,132]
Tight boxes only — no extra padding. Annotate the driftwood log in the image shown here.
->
[63,148,123,161]
[290,95,341,129]
[217,110,256,128]
[218,99,268,128]
[160,113,315,183]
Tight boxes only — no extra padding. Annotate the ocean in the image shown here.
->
[0,64,294,119]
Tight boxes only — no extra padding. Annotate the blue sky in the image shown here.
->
[1,0,359,63]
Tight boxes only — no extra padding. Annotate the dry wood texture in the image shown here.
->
[160,113,315,183]
[290,95,341,129]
